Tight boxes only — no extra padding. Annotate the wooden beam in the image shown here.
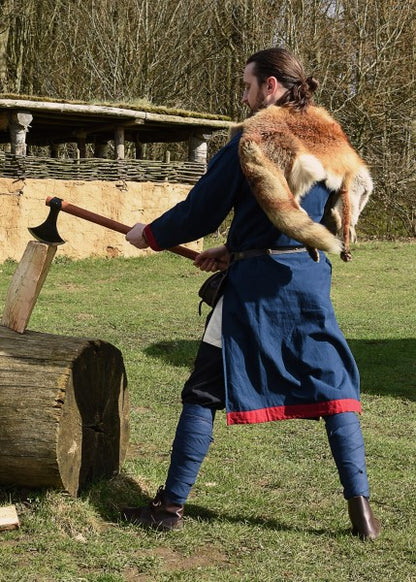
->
[0,99,233,128]
[1,241,57,334]
[0,98,147,120]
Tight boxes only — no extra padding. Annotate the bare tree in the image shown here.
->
[0,0,414,236]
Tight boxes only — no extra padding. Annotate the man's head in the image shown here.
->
[242,47,318,115]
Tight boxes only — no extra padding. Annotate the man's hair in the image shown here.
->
[246,47,318,111]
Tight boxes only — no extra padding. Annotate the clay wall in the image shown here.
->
[0,178,201,263]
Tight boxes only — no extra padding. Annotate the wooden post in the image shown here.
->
[188,133,208,165]
[1,241,57,334]
[94,139,109,158]
[114,126,125,160]
[76,130,87,159]
[50,143,59,158]
[9,110,33,156]
[0,111,8,131]
[135,139,145,160]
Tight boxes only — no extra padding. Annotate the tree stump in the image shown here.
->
[0,326,129,496]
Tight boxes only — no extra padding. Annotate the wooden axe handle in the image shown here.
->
[46,196,199,261]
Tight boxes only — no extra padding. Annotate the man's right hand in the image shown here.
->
[126,223,149,249]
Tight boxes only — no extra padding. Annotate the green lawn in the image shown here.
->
[0,240,415,581]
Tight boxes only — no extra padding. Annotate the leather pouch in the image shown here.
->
[198,270,228,313]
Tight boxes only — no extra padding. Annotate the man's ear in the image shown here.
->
[266,76,279,94]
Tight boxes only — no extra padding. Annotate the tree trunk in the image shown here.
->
[0,0,12,92]
[0,326,130,496]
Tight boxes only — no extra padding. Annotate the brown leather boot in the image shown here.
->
[348,496,381,540]
[122,487,184,531]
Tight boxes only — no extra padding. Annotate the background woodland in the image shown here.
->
[0,0,415,237]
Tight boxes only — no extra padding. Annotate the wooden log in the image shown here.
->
[1,241,57,334]
[0,326,130,496]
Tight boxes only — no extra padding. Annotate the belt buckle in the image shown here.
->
[232,251,243,261]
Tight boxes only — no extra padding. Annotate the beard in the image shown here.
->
[248,92,268,117]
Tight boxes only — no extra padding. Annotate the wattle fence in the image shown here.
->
[0,152,206,185]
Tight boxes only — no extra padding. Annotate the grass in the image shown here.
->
[0,240,415,581]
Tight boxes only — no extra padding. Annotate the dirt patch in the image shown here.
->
[123,545,229,580]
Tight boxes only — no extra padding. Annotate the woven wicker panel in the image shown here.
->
[0,153,206,185]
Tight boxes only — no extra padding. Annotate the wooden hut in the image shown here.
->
[0,97,233,262]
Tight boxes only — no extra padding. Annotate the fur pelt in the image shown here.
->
[237,105,373,261]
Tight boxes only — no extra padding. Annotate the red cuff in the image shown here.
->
[143,224,162,251]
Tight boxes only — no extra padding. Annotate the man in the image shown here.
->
[123,48,381,540]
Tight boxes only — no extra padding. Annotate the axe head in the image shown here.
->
[28,197,65,245]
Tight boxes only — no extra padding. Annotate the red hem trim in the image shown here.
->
[144,225,162,251]
[226,399,361,425]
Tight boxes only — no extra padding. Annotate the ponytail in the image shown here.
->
[275,76,319,111]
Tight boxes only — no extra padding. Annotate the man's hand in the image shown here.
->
[194,245,230,272]
[126,223,149,249]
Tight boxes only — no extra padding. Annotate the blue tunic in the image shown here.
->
[146,133,361,425]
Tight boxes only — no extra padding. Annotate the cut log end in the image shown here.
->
[0,327,130,496]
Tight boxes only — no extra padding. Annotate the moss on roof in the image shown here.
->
[0,93,231,122]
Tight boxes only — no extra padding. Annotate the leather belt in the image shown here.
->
[231,247,306,261]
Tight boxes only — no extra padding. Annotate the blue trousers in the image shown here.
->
[165,403,370,505]
[165,342,369,505]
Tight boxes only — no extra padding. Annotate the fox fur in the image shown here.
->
[237,105,372,261]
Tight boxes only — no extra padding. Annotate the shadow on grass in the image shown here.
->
[349,338,416,401]
[84,473,339,537]
[144,338,416,402]
[184,503,339,537]
[144,339,199,368]
[81,471,149,519]
[0,485,48,507]
[0,476,347,538]
[0,473,342,537]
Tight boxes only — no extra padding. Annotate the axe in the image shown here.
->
[28,196,199,261]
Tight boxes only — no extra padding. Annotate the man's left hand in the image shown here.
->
[194,245,230,272]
